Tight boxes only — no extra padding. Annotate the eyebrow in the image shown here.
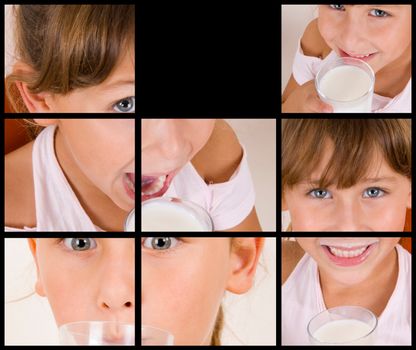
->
[100,79,135,91]
[303,176,398,186]
[361,177,398,183]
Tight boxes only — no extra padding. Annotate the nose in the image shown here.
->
[154,120,192,162]
[338,13,368,52]
[330,201,370,231]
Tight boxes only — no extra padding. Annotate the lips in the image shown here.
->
[338,48,378,62]
[141,171,177,202]
[322,242,378,267]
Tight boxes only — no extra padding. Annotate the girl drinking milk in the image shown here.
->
[282,5,411,113]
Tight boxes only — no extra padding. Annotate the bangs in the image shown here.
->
[282,119,411,189]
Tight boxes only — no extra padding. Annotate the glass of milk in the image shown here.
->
[316,57,375,113]
[142,197,213,232]
[142,325,174,345]
[307,306,377,345]
[124,208,135,231]
[59,321,135,345]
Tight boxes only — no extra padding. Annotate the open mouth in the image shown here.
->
[338,48,378,62]
[321,242,378,267]
[141,171,176,202]
[122,173,135,201]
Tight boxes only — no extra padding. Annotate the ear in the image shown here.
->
[27,239,46,297]
[15,81,53,113]
[226,238,265,294]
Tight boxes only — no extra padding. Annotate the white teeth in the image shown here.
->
[141,175,166,195]
[329,246,367,258]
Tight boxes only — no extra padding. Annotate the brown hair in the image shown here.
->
[211,305,224,345]
[6,5,135,112]
[21,119,44,139]
[282,119,411,190]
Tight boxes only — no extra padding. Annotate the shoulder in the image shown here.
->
[5,141,36,228]
[191,120,243,183]
[282,240,305,285]
[301,18,332,59]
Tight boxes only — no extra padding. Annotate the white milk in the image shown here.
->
[125,209,135,232]
[313,319,373,345]
[316,61,374,113]
[142,199,212,231]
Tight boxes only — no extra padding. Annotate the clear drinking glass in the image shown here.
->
[59,321,135,345]
[142,325,174,345]
[141,197,213,232]
[316,57,375,113]
[124,208,135,231]
[307,306,377,345]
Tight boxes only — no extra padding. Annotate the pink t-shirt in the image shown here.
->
[282,244,411,345]
[164,147,256,231]
[292,39,411,113]
[5,125,105,231]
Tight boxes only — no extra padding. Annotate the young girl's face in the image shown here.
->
[318,5,411,73]
[141,238,263,345]
[35,119,135,212]
[283,144,411,232]
[141,119,216,202]
[296,238,400,285]
[28,238,135,326]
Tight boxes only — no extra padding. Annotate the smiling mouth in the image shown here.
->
[321,242,378,267]
[338,48,378,61]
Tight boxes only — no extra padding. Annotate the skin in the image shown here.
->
[14,46,135,113]
[283,142,411,231]
[296,238,399,317]
[5,119,134,231]
[141,238,265,345]
[142,119,262,231]
[282,5,411,112]
[27,238,135,326]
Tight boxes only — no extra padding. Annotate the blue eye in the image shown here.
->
[329,5,345,11]
[63,238,97,251]
[363,187,386,198]
[369,9,390,17]
[308,189,332,199]
[143,237,180,250]
[113,96,135,113]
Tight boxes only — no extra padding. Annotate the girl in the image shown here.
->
[5,5,134,113]
[5,119,135,231]
[282,5,411,113]
[282,238,411,345]
[27,238,134,343]
[142,119,261,231]
[142,237,265,345]
[282,119,411,231]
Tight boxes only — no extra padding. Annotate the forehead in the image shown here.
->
[308,139,396,186]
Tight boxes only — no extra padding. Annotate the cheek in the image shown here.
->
[289,199,327,231]
[369,205,406,230]
[38,262,89,326]
[318,14,340,43]
[143,260,226,345]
